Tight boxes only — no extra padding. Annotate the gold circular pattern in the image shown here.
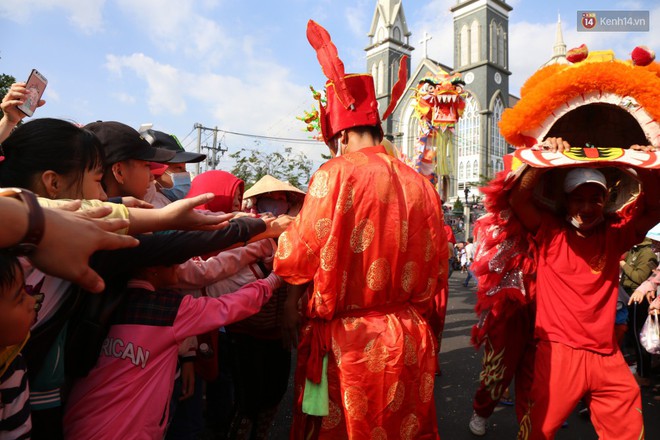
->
[341,316,361,331]
[404,334,418,366]
[315,218,332,241]
[350,218,375,253]
[344,386,368,420]
[387,381,405,413]
[401,261,419,293]
[336,181,354,214]
[419,372,434,403]
[371,426,388,440]
[321,235,338,271]
[343,151,369,166]
[366,258,391,291]
[419,278,435,302]
[365,338,389,373]
[375,172,394,204]
[400,414,420,440]
[309,170,330,198]
[339,270,348,303]
[398,221,409,252]
[332,336,342,366]
[423,229,435,262]
[321,399,342,430]
[275,231,292,260]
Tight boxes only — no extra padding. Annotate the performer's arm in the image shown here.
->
[509,166,544,234]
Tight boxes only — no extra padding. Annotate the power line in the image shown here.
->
[193,124,323,145]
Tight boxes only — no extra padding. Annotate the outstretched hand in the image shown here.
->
[30,204,139,293]
[159,193,235,231]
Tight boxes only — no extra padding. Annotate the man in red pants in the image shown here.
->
[510,145,660,439]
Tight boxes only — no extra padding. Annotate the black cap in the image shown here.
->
[142,129,207,164]
[85,121,177,166]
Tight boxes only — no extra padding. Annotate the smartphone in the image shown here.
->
[17,69,48,117]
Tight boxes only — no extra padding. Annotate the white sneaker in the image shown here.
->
[469,412,487,436]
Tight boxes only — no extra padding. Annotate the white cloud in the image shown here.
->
[0,0,105,33]
[409,0,455,68]
[112,91,136,104]
[114,0,232,62]
[104,53,311,137]
[345,0,370,38]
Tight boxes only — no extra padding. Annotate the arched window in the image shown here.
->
[460,25,469,66]
[393,26,401,42]
[457,94,480,159]
[473,159,478,179]
[490,21,498,63]
[371,63,378,92]
[498,26,505,67]
[489,96,506,159]
[466,161,472,181]
[405,108,419,158]
[377,60,385,95]
[459,162,465,180]
[470,20,480,63]
[377,27,386,43]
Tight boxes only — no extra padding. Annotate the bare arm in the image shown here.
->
[509,166,544,234]
[282,282,308,350]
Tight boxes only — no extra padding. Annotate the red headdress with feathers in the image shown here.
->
[307,20,384,145]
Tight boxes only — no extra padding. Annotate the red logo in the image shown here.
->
[582,12,597,29]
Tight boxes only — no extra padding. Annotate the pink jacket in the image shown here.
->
[63,273,280,440]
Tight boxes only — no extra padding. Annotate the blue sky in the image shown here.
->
[1,0,658,172]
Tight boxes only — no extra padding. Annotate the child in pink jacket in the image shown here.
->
[63,264,280,440]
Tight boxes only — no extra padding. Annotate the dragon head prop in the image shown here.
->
[500,47,660,149]
[413,70,467,132]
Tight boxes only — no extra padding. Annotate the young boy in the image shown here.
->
[0,252,37,439]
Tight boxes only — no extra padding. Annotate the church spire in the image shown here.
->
[541,13,568,66]
[553,13,567,58]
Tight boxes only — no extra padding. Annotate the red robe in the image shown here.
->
[275,145,448,439]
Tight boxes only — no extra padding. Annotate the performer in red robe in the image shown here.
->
[274,20,448,440]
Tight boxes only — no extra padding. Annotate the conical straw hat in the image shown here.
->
[243,174,306,199]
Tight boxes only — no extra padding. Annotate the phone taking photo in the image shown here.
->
[17,69,48,117]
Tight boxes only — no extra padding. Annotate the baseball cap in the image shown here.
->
[563,168,608,193]
[142,129,207,164]
[85,121,176,166]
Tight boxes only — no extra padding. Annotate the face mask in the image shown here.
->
[567,214,604,231]
[257,197,289,216]
[144,181,157,202]
[160,171,191,202]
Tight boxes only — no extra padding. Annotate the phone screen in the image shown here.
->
[17,69,48,117]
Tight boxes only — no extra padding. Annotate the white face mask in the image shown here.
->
[567,214,604,231]
[144,181,157,202]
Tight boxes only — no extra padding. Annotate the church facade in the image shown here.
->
[366,0,518,201]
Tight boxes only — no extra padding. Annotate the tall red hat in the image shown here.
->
[320,74,382,143]
[307,20,383,146]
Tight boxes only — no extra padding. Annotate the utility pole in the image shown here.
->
[194,123,228,173]
[195,123,202,175]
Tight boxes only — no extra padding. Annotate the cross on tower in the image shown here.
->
[419,31,432,59]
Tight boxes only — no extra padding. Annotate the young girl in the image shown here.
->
[62,264,281,439]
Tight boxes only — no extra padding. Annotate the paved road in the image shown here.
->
[270,273,660,439]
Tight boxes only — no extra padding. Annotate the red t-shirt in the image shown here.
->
[533,215,640,354]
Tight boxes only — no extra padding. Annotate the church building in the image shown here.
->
[366,0,520,201]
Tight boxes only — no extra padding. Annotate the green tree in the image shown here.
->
[229,144,313,189]
[0,73,17,119]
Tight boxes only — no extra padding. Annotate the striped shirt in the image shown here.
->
[0,354,31,440]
